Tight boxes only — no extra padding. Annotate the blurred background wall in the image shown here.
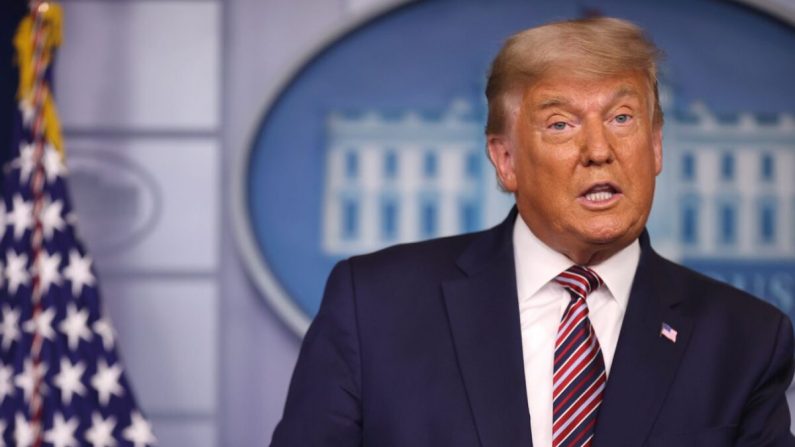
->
[43,0,795,445]
[55,1,411,445]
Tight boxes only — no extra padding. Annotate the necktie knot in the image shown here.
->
[554,265,603,300]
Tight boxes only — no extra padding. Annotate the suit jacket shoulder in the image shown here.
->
[348,231,476,281]
[654,253,788,333]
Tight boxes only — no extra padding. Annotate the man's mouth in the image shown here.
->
[581,183,621,203]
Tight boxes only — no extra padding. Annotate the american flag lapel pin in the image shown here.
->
[660,322,678,343]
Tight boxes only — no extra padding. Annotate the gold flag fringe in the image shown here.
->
[13,2,64,156]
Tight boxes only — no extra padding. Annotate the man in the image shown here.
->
[271,17,795,446]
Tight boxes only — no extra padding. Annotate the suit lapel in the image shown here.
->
[442,209,533,447]
[593,232,693,447]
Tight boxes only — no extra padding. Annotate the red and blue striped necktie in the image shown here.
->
[552,265,606,447]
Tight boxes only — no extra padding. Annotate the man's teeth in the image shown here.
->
[585,191,614,202]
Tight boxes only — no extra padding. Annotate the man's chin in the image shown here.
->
[579,225,638,248]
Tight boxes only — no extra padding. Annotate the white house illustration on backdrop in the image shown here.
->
[321,86,795,262]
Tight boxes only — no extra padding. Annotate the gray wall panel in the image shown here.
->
[220,240,298,446]
[148,419,216,447]
[58,1,220,130]
[103,278,219,415]
[65,136,219,272]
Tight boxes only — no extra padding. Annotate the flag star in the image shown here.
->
[85,412,117,447]
[13,143,35,184]
[59,304,92,351]
[122,412,156,447]
[44,413,78,447]
[7,194,33,240]
[15,358,47,404]
[0,305,21,350]
[5,249,30,295]
[63,249,95,297]
[14,412,34,447]
[93,317,116,351]
[22,307,57,341]
[91,359,124,406]
[19,99,34,126]
[53,358,86,405]
[0,364,14,404]
[41,198,65,240]
[37,250,62,295]
[43,145,67,182]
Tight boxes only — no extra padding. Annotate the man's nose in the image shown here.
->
[580,119,614,166]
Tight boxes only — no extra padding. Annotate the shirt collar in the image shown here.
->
[513,214,640,310]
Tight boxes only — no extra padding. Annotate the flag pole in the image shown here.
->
[27,2,50,445]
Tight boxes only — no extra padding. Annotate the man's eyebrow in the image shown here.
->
[611,85,643,103]
[535,96,570,110]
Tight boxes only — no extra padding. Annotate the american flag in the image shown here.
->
[0,2,155,446]
[660,322,678,344]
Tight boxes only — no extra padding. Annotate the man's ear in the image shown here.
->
[486,134,518,192]
[652,125,663,176]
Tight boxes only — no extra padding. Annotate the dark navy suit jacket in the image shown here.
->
[271,210,795,446]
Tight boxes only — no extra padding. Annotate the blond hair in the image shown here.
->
[485,17,664,134]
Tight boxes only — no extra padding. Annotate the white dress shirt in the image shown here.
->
[512,216,640,447]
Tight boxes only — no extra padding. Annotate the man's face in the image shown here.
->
[488,70,662,264]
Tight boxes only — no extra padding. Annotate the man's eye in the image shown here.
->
[615,114,631,124]
[550,122,567,130]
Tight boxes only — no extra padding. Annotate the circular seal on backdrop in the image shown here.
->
[68,149,161,256]
[234,0,795,336]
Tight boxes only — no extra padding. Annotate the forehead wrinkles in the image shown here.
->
[525,77,651,116]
